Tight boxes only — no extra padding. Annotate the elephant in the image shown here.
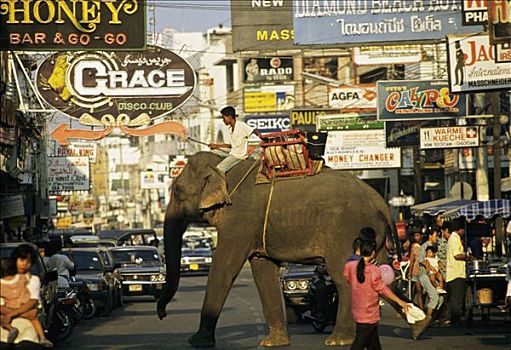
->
[157,152,426,347]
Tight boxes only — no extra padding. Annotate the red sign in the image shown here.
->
[489,0,511,44]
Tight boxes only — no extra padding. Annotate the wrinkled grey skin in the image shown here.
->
[157,152,398,347]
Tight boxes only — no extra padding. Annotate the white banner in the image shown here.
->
[447,34,511,92]
[420,126,479,149]
[353,46,422,65]
[53,142,98,163]
[47,157,90,194]
[328,85,377,110]
[324,130,401,169]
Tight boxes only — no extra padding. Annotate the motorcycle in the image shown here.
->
[69,279,96,320]
[303,266,338,333]
[47,289,77,342]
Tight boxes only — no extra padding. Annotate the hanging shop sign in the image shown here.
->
[462,0,488,25]
[377,80,466,121]
[495,43,511,63]
[489,0,511,44]
[420,126,479,149]
[47,156,90,194]
[36,46,193,144]
[231,0,296,51]
[51,142,98,163]
[317,114,383,131]
[243,57,293,83]
[447,34,511,93]
[385,119,457,148]
[324,130,401,170]
[0,0,146,51]
[169,155,187,178]
[292,0,482,46]
[352,45,422,65]
[140,171,169,190]
[290,108,341,133]
[244,85,295,113]
[328,84,377,110]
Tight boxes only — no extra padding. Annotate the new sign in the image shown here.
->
[0,0,146,50]
[420,126,479,149]
[377,80,466,121]
[323,130,401,170]
[244,85,295,113]
[47,156,90,194]
[328,85,377,110]
[243,57,293,83]
[36,46,195,124]
[293,0,483,45]
[447,34,511,92]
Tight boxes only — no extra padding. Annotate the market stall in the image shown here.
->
[444,200,511,323]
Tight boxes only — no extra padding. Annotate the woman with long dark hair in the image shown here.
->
[344,240,410,350]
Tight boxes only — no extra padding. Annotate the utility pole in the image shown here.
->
[490,92,502,200]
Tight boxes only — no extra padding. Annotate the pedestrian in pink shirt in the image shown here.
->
[344,240,410,350]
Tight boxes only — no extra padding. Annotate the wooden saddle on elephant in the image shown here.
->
[256,129,323,183]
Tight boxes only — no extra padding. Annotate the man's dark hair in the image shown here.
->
[449,219,465,232]
[220,106,236,118]
[426,245,438,254]
[359,227,376,242]
[11,243,36,263]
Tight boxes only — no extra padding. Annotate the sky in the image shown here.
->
[152,1,231,33]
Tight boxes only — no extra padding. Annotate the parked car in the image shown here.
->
[180,231,214,275]
[98,229,159,247]
[71,239,118,248]
[281,263,315,323]
[61,248,117,316]
[109,246,165,299]
[96,247,124,307]
[1,242,59,337]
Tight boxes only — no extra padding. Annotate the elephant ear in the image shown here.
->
[199,166,231,210]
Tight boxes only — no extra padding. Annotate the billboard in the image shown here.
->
[377,80,467,121]
[489,0,511,44]
[462,0,488,25]
[245,114,290,142]
[290,108,341,132]
[323,130,401,170]
[385,119,457,148]
[328,85,377,110]
[35,46,196,124]
[244,85,295,113]
[352,45,422,65]
[317,114,383,131]
[447,34,511,93]
[420,126,480,149]
[231,0,295,51]
[47,156,90,194]
[293,1,482,45]
[51,142,98,163]
[243,57,293,83]
[0,0,146,51]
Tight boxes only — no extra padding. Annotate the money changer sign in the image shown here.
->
[0,0,146,50]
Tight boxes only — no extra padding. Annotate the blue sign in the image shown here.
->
[293,1,483,45]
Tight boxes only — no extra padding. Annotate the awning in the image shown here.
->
[411,198,477,216]
[444,200,511,221]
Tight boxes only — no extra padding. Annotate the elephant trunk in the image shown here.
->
[157,215,187,320]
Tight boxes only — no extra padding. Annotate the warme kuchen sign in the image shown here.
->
[420,126,480,149]
[36,46,195,135]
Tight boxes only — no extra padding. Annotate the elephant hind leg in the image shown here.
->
[249,256,290,347]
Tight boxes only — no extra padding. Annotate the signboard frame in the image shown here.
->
[420,126,480,149]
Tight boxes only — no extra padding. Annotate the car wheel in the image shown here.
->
[285,306,299,324]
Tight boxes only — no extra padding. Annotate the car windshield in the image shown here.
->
[67,251,104,271]
[111,250,161,265]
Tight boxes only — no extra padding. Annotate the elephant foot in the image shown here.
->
[188,331,215,348]
[411,315,432,340]
[258,333,290,347]
[324,335,354,346]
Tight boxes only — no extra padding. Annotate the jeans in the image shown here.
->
[419,273,443,311]
[446,278,466,324]
[211,149,243,173]
[351,323,381,350]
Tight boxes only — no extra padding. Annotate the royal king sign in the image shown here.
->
[0,0,146,50]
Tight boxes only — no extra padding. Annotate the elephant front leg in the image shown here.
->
[249,256,290,347]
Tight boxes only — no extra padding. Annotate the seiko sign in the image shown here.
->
[35,46,196,125]
[243,57,293,83]
[245,115,291,132]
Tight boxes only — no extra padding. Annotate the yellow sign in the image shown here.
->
[245,92,276,113]
[56,217,72,228]
[244,85,295,113]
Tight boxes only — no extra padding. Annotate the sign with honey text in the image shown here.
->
[328,85,377,110]
[420,126,479,149]
[0,0,146,51]
[324,130,401,170]
[36,46,195,128]
[489,0,511,44]
[447,34,511,92]
[462,0,488,25]
[377,80,466,121]
[47,156,90,194]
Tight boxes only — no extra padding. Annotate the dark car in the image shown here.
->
[62,248,117,316]
[180,231,214,275]
[98,229,159,247]
[0,242,59,334]
[109,246,165,299]
[281,263,315,323]
[71,239,118,248]
[96,247,124,307]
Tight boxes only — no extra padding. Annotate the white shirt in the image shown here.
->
[446,231,466,282]
[48,254,74,288]
[228,121,255,159]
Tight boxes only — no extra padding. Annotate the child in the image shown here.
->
[424,245,447,294]
[0,246,53,347]
[344,239,410,350]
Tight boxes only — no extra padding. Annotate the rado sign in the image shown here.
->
[243,57,293,83]
[35,46,196,126]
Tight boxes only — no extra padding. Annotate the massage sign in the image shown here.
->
[0,0,146,50]
[35,46,195,144]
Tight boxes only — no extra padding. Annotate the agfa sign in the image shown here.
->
[36,46,195,125]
